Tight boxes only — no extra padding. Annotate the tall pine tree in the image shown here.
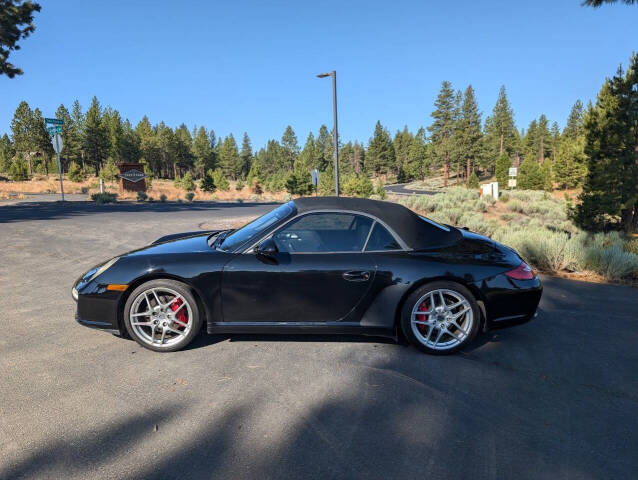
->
[428,81,456,186]
[574,55,638,232]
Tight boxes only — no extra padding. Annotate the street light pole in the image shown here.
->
[317,70,339,197]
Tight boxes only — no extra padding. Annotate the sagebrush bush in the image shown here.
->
[160,194,167,202]
[91,192,118,204]
[136,191,147,202]
[397,190,638,280]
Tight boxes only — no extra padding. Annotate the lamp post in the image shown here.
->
[316,70,339,196]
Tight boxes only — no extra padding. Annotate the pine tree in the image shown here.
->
[10,101,33,158]
[192,126,212,177]
[136,116,161,177]
[393,126,413,177]
[219,134,241,179]
[69,100,85,167]
[366,121,394,175]
[495,152,511,188]
[405,127,429,179]
[200,170,216,192]
[106,109,125,163]
[456,85,483,180]
[296,132,318,174]
[574,55,638,232]
[467,171,479,189]
[554,136,587,189]
[563,100,585,140]
[83,96,109,175]
[540,158,554,191]
[240,132,252,177]
[30,108,54,174]
[316,124,333,171]
[181,171,195,191]
[536,114,552,162]
[428,81,456,186]
[121,119,140,163]
[281,126,299,171]
[484,85,516,170]
[173,124,194,175]
[517,156,545,190]
[0,0,41,78]
[0,134,14,172]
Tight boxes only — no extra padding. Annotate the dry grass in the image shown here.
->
[0,176,290,202]
[0,176,94,195]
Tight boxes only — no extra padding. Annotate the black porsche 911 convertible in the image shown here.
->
[72,196,542,354]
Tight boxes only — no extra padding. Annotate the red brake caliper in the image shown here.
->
[170,298,188,328]
[416,300,429,333]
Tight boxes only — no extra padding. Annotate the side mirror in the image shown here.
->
[256,238,278,256]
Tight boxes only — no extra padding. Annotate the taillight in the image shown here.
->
[505,262,536,280]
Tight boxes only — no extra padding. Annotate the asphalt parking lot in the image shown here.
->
[1,201,637,479]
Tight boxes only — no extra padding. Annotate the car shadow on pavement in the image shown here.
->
[0,201,279,224]
[184,331,400,351]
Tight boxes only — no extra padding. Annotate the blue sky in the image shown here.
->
[1,0,637,148]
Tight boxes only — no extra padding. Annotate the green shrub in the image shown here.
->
[182,172,195,192]
[160,194,167,202]
[466,171,479,189]
[91,192,118,204]
[200,171,216,192]
[68,162,86,182]
[499,192,510,203]
[211,169,230,191]
[80,186,89,194]
[8,158,28,181]
[507,199,525,213]
[173,175,181,188]
[625,239,638,255]
[148,196,155,202]
[375,179,386,199]
[136,191,147,202]
[185,192,195,202]
[99,159,118,182]
[584,244,638,280]
[235,178,245,191]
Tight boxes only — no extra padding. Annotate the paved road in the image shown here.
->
[384,183,437,196]
[0,193,89,203]
[1,202,637,479]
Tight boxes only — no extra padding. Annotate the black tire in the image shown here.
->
[400,281,480,355]
[123,279,202,352]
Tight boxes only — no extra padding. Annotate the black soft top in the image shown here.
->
[292,197,462,250]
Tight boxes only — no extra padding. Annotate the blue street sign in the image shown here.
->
[45,118,64,125]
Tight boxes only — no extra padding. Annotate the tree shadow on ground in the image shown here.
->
[0,201,278,224]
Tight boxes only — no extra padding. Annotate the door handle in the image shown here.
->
[342,271,371,282]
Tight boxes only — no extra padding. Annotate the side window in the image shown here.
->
[273,213,373,253]
[365,223,401,251]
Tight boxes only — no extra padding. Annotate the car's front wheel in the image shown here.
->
[400,281,480,355]
[123,279,202,352]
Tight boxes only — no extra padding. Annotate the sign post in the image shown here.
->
[46,118,65,201]
[311,169,320,196]
[50,133,64,201]
[508,167,518,189]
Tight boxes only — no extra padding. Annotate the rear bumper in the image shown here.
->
[475,274,543,330]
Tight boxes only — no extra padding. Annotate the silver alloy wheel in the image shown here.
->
[129,287,193,348]
[410,288,473,351]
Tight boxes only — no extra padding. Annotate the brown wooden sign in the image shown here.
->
[118,163,147,192]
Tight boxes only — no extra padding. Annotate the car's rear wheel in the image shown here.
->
[123,279,202,352]
[400,281,479,355]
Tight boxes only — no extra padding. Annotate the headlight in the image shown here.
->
[72,287,78,301]
[87,257,119,282]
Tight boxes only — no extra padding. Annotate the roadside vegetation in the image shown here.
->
[399,188,638,282]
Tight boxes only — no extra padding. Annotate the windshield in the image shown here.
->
[218,202,296,252]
